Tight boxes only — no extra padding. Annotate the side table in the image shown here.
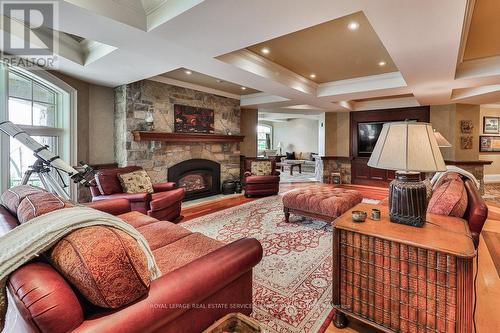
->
[332,203,476,332]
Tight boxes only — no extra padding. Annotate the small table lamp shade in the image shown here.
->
[367,122,446,227]
[368,122,446,172]
[433,130,452,148]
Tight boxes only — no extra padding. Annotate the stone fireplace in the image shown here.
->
[114,80,241,192]
[168,159,221,201]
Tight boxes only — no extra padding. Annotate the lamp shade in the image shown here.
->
[433,130,452,148]
[367,122,446,172]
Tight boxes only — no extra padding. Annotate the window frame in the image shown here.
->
[257,124,273,151]
[0,64,78,199]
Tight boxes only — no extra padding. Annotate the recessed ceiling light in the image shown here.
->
[347,21,359,30]
[309,73,316,79]
[241,86,247,90]
[378,61,386,67]
[184,70,192,75]
[261,47,270,55]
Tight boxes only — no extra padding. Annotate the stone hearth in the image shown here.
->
[114,80,241,185]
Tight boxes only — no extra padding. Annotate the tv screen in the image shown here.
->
[358,122,385,155]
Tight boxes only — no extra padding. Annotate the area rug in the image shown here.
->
[280,171,318,183]
[182,195,377,332]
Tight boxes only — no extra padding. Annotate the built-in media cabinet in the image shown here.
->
[350,106,430,186]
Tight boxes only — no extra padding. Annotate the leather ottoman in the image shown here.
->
[282,185,363,223]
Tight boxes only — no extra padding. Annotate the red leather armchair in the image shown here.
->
[90,166,185,221]
[243,158,280,197]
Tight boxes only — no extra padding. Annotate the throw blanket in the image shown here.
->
[0,206,161,331]
[430,165,480,189]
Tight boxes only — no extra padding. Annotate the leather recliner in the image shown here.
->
[90,166,185,221]
[243,158,280,197]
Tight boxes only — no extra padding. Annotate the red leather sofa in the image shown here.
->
[243,158,280,197]
[381,176,488,248]
[90,166,185,221]
[463,179,488,247]
[1,198,263,333]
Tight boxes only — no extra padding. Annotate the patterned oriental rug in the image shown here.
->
[182,195,335,333]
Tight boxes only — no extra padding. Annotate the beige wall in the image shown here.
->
[89,85,115,164]
[240,108,258,157]
[324,112,349,156]
[430,104,456,160]
[430,104,480,161]
[273,118,319,154]
[50,71,115,164]
[480,107,500,176]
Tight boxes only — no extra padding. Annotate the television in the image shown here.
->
[357,121,385,156]
[357,120,417,156]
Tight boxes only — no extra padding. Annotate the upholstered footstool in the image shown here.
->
[282,185,363,223]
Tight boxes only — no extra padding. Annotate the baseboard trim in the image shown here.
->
[484,174,500,183]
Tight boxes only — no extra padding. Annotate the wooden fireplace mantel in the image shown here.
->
[132,131,245,143]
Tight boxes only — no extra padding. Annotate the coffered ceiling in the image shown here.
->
[245,11,397,83]
[462,0,500,61]
[3,0,500,112]
[160,68,260,96]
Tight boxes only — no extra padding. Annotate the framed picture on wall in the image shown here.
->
[483,116,500,134]
[480,136,500,152]
[174,104,215,134]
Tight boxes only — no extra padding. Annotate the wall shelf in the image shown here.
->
[132,131,245,143]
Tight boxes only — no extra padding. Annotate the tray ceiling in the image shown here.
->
[245,11,397,83]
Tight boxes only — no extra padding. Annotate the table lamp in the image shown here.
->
[433,130,452,148]
[277,141,282,155]
[368,122,446,227]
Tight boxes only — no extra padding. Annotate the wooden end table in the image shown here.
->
[332,203,476,332]
[278,162,302,175]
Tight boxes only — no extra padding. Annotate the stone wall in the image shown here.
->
[322,158,352,184]
[115,80,241,184]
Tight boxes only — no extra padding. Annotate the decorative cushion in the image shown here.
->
[51,226,151,308]
[285,152,295,160]
[434,172,462,189]
[118,170,154,194]
[17,191,74,224]
[427,175,468,217]
[301,152,312,161]
[95,166,143,195]
[251,161,272,176]
[0,185,45,215]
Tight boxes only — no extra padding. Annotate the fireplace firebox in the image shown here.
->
[168,159,221,201]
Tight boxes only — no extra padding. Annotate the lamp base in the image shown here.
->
[389,172,428,227]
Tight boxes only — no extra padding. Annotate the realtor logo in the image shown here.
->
[1,1,59,68]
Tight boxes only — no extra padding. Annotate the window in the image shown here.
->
[0,64,76,197]
[257,124,272,151]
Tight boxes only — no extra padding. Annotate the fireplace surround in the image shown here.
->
[168,159,221,201]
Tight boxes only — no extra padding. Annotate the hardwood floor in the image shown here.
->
[179,182,500,332]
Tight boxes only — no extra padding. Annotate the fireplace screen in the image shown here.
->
[168,159,221,201]
[178,172,212,193]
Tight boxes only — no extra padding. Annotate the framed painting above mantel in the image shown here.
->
[174,104,215,134]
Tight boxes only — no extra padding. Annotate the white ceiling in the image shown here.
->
[3,0,500,111]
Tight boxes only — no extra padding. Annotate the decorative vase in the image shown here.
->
[388,172,428,227]
[234,181,242,193]
[221,180,236,195]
